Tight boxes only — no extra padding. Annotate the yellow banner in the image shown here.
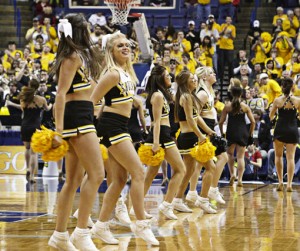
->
[0,146,26,174]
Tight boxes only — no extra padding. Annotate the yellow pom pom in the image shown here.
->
[175,128,181,139]
[42,139,69,161]
[260,32,272,42]
[100,144,109,161]
[190,138,216,163]
[31,126,55,153]
[138,144,165,166]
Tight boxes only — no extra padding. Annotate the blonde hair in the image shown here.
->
[103,32,138,83]
[195,66,215,97]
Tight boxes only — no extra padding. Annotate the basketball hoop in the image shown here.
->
[104,0,136,25]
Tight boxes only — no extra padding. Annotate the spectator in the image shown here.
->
[5,80,22,125]
[258,73,282,107]
[200,19,219,73]
[196,0,211,23]
[264,48,284,78]
[3,41,23,65]
[185,20,200,49]
[218,0,234,24]
[41,17,58,53]
[244,143,262,180]
[272,6,288,28]
[90,24,105,44]
[286,9,299,39]
[251,32,272,67]
[200,35,214,68]
[40,43,55,72]
[218,16,236,85]
[272,32,294,64]
[88,12,107,29]
[252,109,272,152]
[233,50,253,77]
[245,20,263,53]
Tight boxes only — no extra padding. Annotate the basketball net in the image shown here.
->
[104,0,136,25]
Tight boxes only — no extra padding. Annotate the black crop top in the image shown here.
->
[104,70,135,106]
[178,104,198,121]
[148,90,170,121]
[66,64,91,94]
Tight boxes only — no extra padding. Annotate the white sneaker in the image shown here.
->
[129,207,153,219]
[172,199,193,213]
[70,228,99,251]
[91,221,119,245]
[158,202,178,220]
[195,197,217,214]
[130,220,159,246]
[208,187,225,204]
[73,209,94,228]
[115,197,131,224]
[48,232,79,251]
[186,191,198,203]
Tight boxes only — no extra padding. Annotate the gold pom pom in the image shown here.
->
[42,140,69,162]
[138,144,165,166]
[31,126,56,153]
[260,32,272,42]
[190,138,216,163]
[100,144,109,161]
[31,126,69,161]
[175,128,181,139]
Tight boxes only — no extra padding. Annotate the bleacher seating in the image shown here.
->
[170,15,186,30]
[153,15,170,28]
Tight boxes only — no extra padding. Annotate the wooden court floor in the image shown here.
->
[0,175,299,251]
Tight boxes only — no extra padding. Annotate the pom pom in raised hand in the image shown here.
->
[190,138,216,163]
[138,144,165,166]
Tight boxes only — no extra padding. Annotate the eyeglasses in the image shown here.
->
[173,44,179,46]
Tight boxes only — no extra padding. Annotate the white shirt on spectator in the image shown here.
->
[88,14,107,27]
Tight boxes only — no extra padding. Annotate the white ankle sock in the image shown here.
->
[173,198,182,203]
[162,201,171,206]
[188,190,197,195]
[53,230,69,238]
[74,227,89,235]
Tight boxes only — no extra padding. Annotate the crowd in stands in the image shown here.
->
[1,0,300,182]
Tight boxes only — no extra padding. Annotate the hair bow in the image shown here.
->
[101,31,121,51]
[58,19,73,39]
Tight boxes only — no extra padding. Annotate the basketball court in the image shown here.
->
[0,174,299,250]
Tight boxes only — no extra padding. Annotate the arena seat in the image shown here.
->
[170,14,186,29]
[153,15,170,28]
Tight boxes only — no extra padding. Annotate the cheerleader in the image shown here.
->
[187,66,228,205]
[174,70,217,214]
[269,77,300,192]
[48,13,105,251]
[219,78,255,187]
[90,32,159,246]
[143,65,186,220]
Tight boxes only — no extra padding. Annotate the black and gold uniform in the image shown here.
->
[197,86,227,155]
[144,90,176,149]
[21,102,42,142]
[62,62,96,139]
[97,69,135,148]
[274,95,299,144]
[176,104,199,154]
